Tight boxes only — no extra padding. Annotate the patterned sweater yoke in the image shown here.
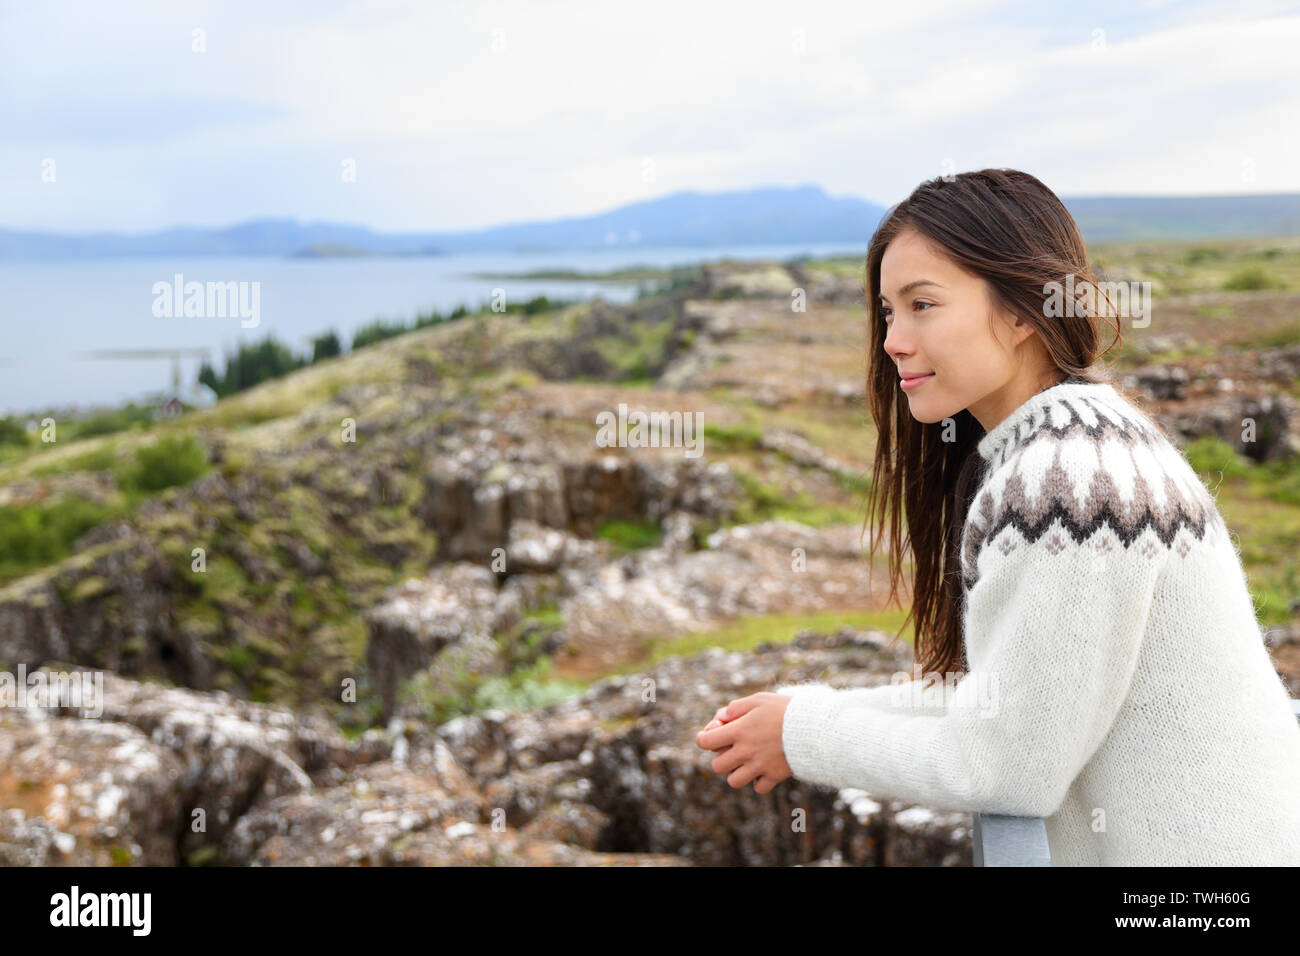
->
[962,380,1222,594]
[774,378,1300,865]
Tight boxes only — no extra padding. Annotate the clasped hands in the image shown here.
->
[694,692,794,795]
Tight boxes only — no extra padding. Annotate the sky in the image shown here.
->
[3,0,1299,235]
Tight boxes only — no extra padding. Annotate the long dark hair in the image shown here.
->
[861,168,1126,681]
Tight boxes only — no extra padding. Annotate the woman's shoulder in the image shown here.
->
[967,379,1222,557]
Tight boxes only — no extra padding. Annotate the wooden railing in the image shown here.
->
[971,697,1300,866]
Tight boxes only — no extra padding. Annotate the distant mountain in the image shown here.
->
[0,185,883,259]
[1061,193,1300,242]
[2,184,1298,258]
[443,184,886,251]
[0,219,447,259]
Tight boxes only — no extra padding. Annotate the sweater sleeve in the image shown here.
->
[779,448,1170,817]
[772,679,950,718]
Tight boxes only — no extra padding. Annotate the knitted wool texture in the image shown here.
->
[777,379,1300,865]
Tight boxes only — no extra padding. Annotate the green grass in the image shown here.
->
[1221,265,1286,292]
[0,496,125,585]
[593,314,677,380]
[1185,436,1300,506]
[0,431,215,585]
[29,443,122,477]
[613,607,915,677]
[468,657,587,712]
[1183,246,1225,266]
[702,422,764,452]
[1184,437,1300,626]
[1184,436,1253,481]
[453,607,917,706]
[0,405,159,454]
[596,519,663,553]
[1088,236,1300,297]
[1237,318,1300,350]
[729,467,856,527]
[117,432,209,493]
[399,653,587,727]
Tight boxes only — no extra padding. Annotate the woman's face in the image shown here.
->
[878,226,1045,433]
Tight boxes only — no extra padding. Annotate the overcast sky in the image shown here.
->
[3,0,1299,234]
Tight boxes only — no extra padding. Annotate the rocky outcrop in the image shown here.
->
[1164,392,1300,462]
[364,563,524,722]
[757,428,863,483]
[1259,344,1300,383]
[435,295,694,384]
[364,516,887,719]
[1125,364,1190,401]
[418,451,743,563]
[0,670,389,864]
[1,628,975,867]
[695,262,866,306]
[699,263,799,300]
[258,626,973,866]
[0,713,184,865]
[0,535,192,680]
[555,519,883,679]
[785,263,867,306]
[1122,358,1300,462]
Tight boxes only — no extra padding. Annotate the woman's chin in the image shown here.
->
[903,396,951,425]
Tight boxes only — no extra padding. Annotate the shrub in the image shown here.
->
[1183,246,1223,266]
[1221,265,1280,291]
[0,417,29,447]
[0,496,120,583]
[67,403,156,440]
[310,330,342,363]
[199,335,307,397]
[351,318,411,350]
[1183,436,1250,480]
[121,432,209,492]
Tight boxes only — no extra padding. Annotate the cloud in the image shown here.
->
[0,0,1296,231]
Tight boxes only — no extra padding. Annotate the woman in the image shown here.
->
[694,168,1300,866]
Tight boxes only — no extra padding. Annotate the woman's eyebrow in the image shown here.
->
[879,279,944,301]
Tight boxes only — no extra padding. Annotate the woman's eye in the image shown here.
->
[881,301,931,323]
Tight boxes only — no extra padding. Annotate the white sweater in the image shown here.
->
[777,379,1300,865]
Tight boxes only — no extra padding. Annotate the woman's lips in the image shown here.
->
[899,372,934,390]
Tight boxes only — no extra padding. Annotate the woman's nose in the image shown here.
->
[883,326,911,362]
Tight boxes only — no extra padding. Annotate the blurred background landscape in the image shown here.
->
[1,0,1297,867]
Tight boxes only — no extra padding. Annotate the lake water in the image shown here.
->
[0,242,861,415]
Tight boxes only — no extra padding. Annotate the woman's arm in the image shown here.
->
[772,678,951,718]
[778,444,1170,817]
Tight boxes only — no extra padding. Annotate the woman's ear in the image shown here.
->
[1006,312,1041,349]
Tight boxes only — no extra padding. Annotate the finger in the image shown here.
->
[696,721,738,750]
[711,746,748,777]
[727,760,762,790]
[724,695,763,720]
